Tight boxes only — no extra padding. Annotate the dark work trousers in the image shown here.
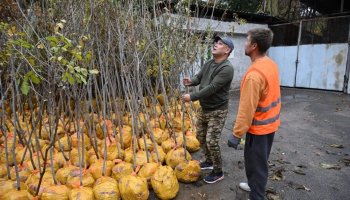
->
[244,132,275,200]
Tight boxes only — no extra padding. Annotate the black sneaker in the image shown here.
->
[200,161,214,170]
[203,171,224,184]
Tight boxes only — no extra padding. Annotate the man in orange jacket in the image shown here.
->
[228,28,281,200]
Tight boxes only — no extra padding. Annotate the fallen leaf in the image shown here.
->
[295,184,311,192]
[320,163,341,170]
[270,170,284,181]
[266,187,277,194]
[267,193,282,200]
[340,157,350,166]
[329,144,344,148]
[297,164,307,169]
[293,169,306,175]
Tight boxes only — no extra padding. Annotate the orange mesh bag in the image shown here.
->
[175,160,201,183]
[93,176,120,200]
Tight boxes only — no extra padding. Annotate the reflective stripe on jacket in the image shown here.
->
[240,57,281,135]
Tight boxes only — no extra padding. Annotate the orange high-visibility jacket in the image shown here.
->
[240,57,281,135]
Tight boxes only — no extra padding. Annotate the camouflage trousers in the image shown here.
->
[196,108,228,173]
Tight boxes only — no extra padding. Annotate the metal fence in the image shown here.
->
[271,16,350,46]
[268,16,350,93]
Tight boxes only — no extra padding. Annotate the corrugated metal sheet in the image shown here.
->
[269,46,298,87]
[296,44,348,91]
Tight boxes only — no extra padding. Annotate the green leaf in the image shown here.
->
[80,76,87,84]
[29,73,40,84]
[89,69,99,74]
[74,52,83,61]
[28,57,35,66]
[80,68,88,76]
[85,51,92,60]
[67,73,75,85]
[21,79,30,95]
[74,66,81,73]
[46,36,58,44]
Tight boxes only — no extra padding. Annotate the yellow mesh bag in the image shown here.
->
[0,180,27,199]
[69,187,94,200]
[0,164,7,178]
[138,138,154,152]
[10,164,31,182]
[185,135,200,152]
[151,165,179,200]
[138,162,159,187]
[4,189,33,200]
[175,160,201,183]
[123,148,134,163]
[118,174,149,200]
[56,165,79,185]
[116,125,132,149]
[135,150,152,166]
[111,161,133,181]
[89,159,114,180]
[70,148,89,168]
[41,185,70,200]
[100,143,124,161]
[66,169,95,188]
[93,176,120,200]
[151,128,168,145]
[165,148,192,169]
[54,136,71,152]
[161,139,175,153]
[151,145,166,163]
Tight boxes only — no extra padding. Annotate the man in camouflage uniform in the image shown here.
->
[181,35,234,183]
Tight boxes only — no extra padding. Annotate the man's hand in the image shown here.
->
[183,77,192,86]
[228,134,241,149]
[181,94,191,102]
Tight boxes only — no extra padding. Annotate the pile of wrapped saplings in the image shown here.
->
[0,100,202,200]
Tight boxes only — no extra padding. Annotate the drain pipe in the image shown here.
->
[343,21,350,94]
[294,20,303,87]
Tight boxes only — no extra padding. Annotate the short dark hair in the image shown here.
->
[247,28,273,54]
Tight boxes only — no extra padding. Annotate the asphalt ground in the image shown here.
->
[150,87,350,200]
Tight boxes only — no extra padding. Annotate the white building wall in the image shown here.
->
[163,14,268,90]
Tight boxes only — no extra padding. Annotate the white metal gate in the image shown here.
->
[269,16,350,93]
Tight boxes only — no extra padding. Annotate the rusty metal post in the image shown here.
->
[343,19,350,94]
